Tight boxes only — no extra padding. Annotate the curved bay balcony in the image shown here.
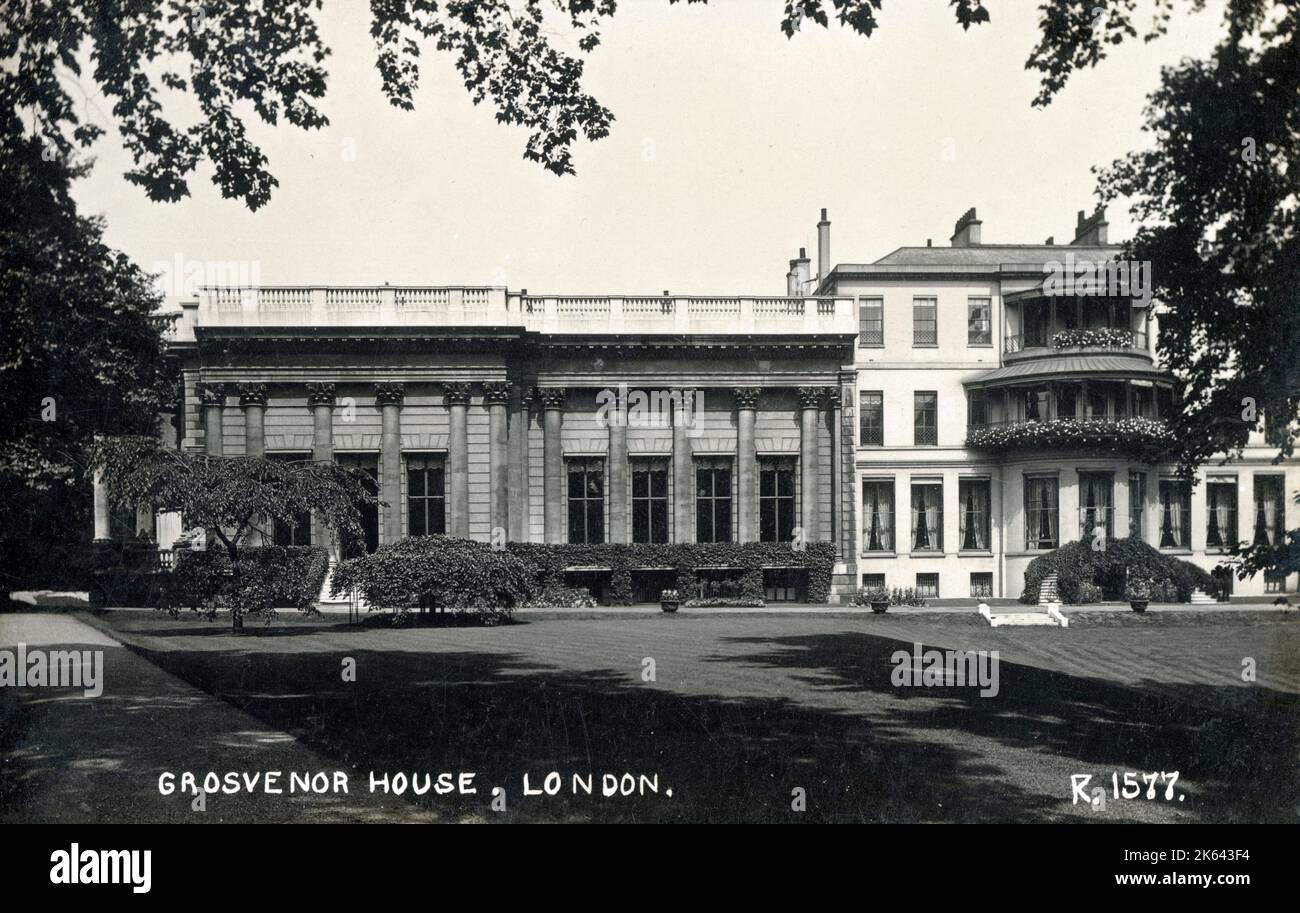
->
[1003,326,1149,357]
[965,368,1178,458]
[1002,292,1152,363]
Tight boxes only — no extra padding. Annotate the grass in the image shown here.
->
[89,610,1300,823]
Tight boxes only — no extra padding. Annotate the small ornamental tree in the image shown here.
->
[90,437,380,628]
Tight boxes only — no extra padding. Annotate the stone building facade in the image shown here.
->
[94,208,1297,603]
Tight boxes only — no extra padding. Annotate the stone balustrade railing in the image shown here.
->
[182,288,857,338]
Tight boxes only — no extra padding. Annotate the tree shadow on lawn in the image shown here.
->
[121,621,1295,823]
[712,632,1300,824]
[130,641,1077,823]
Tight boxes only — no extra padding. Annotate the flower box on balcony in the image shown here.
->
[965,417,1176,458]
[1051,327,1136,350]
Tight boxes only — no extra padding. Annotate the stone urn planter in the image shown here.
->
[856,585,892,614]
[660,589,680,614]
[1125,579,1152,614]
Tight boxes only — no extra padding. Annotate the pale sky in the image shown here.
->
[69,0,1227,299]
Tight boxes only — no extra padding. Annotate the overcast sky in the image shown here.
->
[69,0,1225,298]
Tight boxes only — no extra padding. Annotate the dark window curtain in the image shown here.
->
[960,480,989,550]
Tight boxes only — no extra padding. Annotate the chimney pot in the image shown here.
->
[950,207,982,247]
[816,209,831,284]
[1071,206,1109,246]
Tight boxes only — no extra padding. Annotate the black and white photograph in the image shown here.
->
[1,0,1297,889]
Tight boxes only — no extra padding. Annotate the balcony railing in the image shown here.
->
[966,416,1175,457]
[1003,327,1148,355]
[186,288,857,338]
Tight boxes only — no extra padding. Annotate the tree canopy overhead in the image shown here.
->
[4,0,997,203]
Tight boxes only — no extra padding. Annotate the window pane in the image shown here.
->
[958,479,990,550]
[913,298,937,345]
[1206,481,1237,549]
[859,299,884,345]
[967,299,991,345]
[914,392,937,445]
[1025,476,1059,549]
[860,391,883,445]
[910,482,944,552]
[1158,480,1191,549]
[862,480,894,552]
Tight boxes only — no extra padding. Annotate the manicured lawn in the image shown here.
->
[85,610,1300,822]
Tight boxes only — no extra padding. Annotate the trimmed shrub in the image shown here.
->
[683,596,766,608]
[332,536,537,619]
[1021,537,1218,605]
[161,545,330,617]
[522,585,599,609]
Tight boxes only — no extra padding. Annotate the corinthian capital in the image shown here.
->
[443,382,473,407]
[536,387,567,410]
[733,387,761,410]
[374,382,405,407]
[482,381,512,406]
[306,382,337,408]
[238,384,268,408]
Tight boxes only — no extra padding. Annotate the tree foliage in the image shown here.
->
[0,117,172,591]
[90,437,378,563]
[2,0,995,201]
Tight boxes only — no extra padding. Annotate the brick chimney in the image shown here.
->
[817,208,831,283]
[950,207,982,246]
[787,247,811,297]
[1072,206,1109,245]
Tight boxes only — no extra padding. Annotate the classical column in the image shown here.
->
[484,382,511,539]
[135,503,155,540]
[239,384,268,457]
[507,385,532,541]
[539,387,566,543]
[827,385,843,550]
[445,382,472,537]
[306,383,336,547]
[376,382,405,545]
[199,383,227,456]
[798,387,822,541]
[92,463,111,542]
[672,389,694,542]
[607,390,629,544]
[734,387,760,542]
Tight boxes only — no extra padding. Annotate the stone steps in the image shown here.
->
[1189,589,1217,605]
[1037,573,1059,606]
[980,601,1068,628]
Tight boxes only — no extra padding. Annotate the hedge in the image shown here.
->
[505,541,837,605]
[331,536,537,619]
[328,538,838,612]
[1021,537,1219,605]
[162,546,330,616]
